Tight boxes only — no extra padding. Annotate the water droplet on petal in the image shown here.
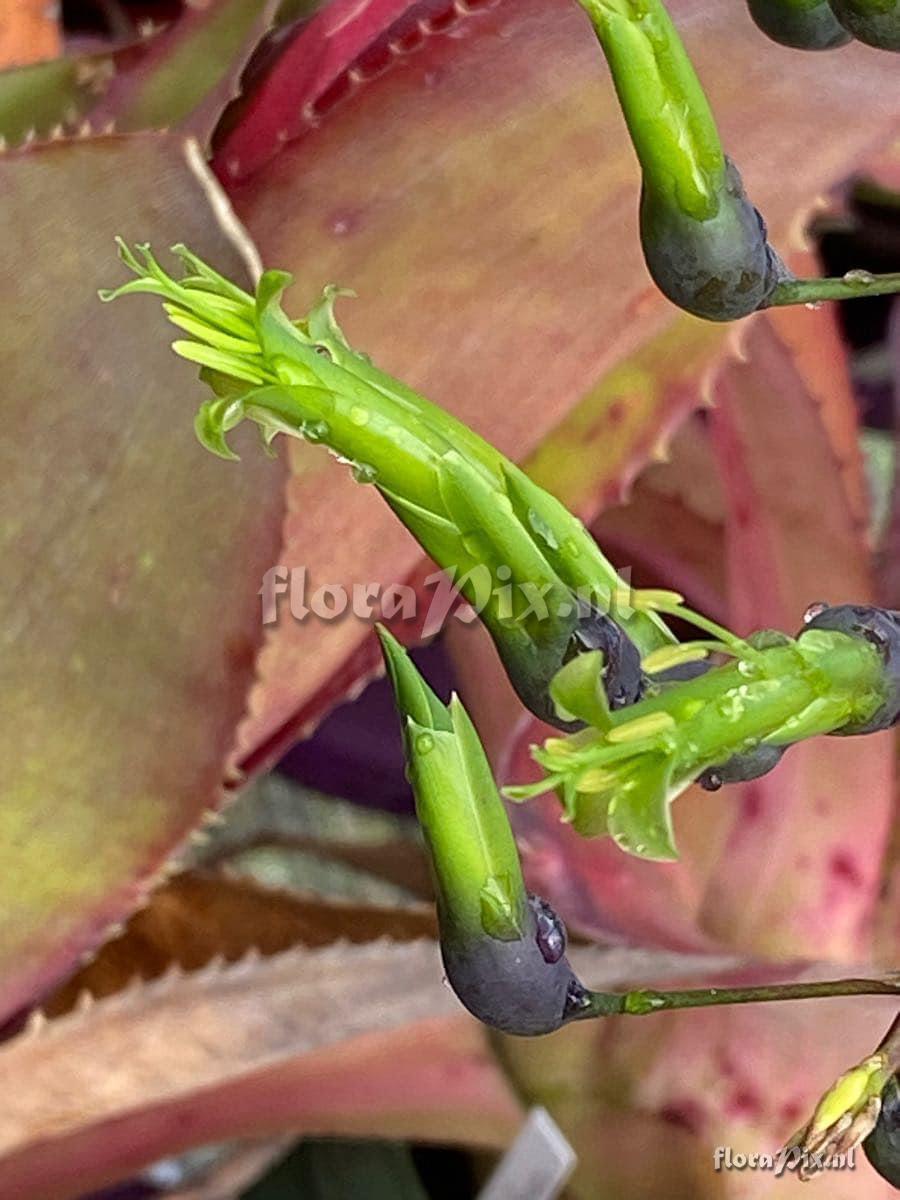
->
[304,420,330,442]
[415,732,435,755]
[529,894,566,964]
[716,693,745,720]
[352,461,377,484]
[349,405,370,426]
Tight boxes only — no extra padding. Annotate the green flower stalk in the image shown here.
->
[575,0,900,318]
[747,0,852,49]
[827,0,900,48]
[101,240,679,727]
[377,625,588,1036]
[508,604,897,860]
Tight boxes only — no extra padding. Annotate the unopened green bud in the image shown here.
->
[377,626,589,1035]
[576,0,789,320]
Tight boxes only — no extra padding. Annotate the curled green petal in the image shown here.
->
[194,395,246,461]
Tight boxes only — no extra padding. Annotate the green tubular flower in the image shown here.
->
[576,0,789,320]
[377,626,590,1036]
[747,0,853,48]
[576,0,900,315]
[101,240,677,727]
[508,613,891,860]
[827,0,900,48]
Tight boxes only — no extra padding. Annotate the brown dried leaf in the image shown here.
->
[44,871,437,1017]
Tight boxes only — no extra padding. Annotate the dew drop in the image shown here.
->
[461,531,490,560]
[716,693,745,720]
[304,419,330,442]
[415,732,435,755]
[529,894,566,964]
[843,269,875,286]
[527,508,560,550]
[352,462,378,484]
[803,600,828,624]
[349,404,370,427]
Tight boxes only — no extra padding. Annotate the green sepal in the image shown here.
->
[500,461,674,654]
[550,651,613,729]
[602,752,678,860]
[194,395,246,461]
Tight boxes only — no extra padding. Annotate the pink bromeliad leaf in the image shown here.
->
[0,133,285,1024]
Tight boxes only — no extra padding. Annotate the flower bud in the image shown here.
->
[377,626,588,1035]
[577,0,791,320]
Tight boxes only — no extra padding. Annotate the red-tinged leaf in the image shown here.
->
[226,0,899,771]
[87,0,280,148]
[43,871,437,1016]
[0,133,285,1023]
[212,0,446,180]
[697,310,893,962]
[499,986,900,1198]
[0,936,775,1199]
[0,54,116,145]
[0,0,59,68]
[0,941,524,1200]
[0,0,278,150]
